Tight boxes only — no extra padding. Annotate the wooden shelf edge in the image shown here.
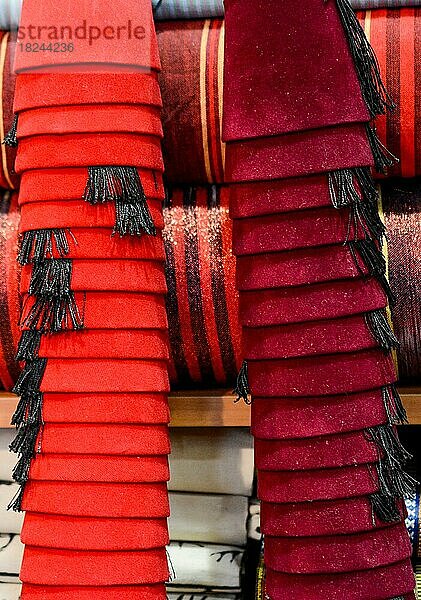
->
[0,388,420,428]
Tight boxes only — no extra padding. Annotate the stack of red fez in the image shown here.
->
[5,0,171,597]
[223,0,416,598]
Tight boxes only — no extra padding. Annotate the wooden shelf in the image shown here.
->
[0,388,420,428]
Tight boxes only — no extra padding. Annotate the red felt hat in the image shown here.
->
[28,454,170,482]
[36,329,170,359]
[261,496,406,538]
[265,560,415,600]
[239,278,387,327]
[236,244,367,292]
[248,350,396,397]
[19,200,164,232]
[15,0,160,73]
[20,547,168,586]
[37,423,170,455]
[232,207,367,256]
[18,168,164,204]
[21,292,168,331]
[222,0,368,142]
[264,522,411,574]
[15,133,164,173]
[229,175,334,219]
[37,359,170,393]
[225,125,373,183]
[14,73,162,113]
[20,584,167,599]
[17,105,163,139]
[21,513,169,550]
[242,313,378,360]
[254,429,379,471]
[22,481,170,517]
[258,464,379,503]
[41,393,170,424]
[20,260,168,293]
[250,389,389,439]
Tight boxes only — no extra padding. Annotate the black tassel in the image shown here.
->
[11,391,43,427]
[382,384,409,426]
[3,114,18,147]
[9,424,40,456]
[24,259,84,332]
[114,196,156,237]
[334,0,395,118]
[23,293,83,333]
[328,167,377,208]
[366,123,398,174]
[12,358,47,398]
[28,259,72,296]
[369,492,401,523]
[7,484,25,512]
[348,239,394,304]
[365,309,399,353]
[234,360,251,405]
[84,166,146,205]
[366,425,417,498]
[18,228,72,265]
[16,330,42,362]
[355,197,386,244]
[12,452,33,484]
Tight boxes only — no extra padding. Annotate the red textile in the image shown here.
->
[21,514,169,550]
[20,584,167,600]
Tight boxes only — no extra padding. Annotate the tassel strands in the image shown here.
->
[365,309,399,353]
[366,123,398,174]
[9,357,47,512]
[233,360,251,404]
[18,228,73,265]
[2,114,18,147]
[369,492,401,524]
[84,166,156,237]
[348,238,394,304]
[333,0,395,118]
[382,384,408,426]
[23,259,83,332]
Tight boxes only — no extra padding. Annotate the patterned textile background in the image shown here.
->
[164,185,241,388]
[381,178,421,383]
[357,9,421,178]
[157,19,225,184]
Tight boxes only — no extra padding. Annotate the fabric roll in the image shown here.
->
[152,0,224,20]
[156,20,225,184]
[381,178,421,381]
[0,584,20,600]
[357,9,421,178]
[168,428,254,496]
[166,542,244,592]
[163,185,241,387]
[169,493,248,546]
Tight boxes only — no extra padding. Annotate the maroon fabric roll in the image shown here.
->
[251,389,389,440]
[225,124,373,182]
[242,314,378,360]
[248,350,396,397]
[254,429,379,471]
[222,0,368,141]
[261,496,406,537]
[265,560,415,600]
[258,464,380,503]
[264,522,411,574]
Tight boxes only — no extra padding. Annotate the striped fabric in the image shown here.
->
[352,1,421,7]
[152,0,224,20]
[0,31,18,190]
[357,9,421,178]
[164,185,241,388]
[157,19,225,184]
[0,191,20,391]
